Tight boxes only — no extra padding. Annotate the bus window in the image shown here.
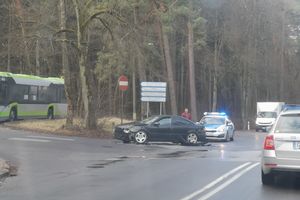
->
[38,86,48,102]
[10,85,29,102]
[29,86,38,101]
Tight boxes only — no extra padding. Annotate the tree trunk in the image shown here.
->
[73,0,96,129]
[212,10,219,112]
[59,0,74,128]
[279,2,285,101]
[161,27,178,115]
[14,0,31,73]
[7,3,12,72]
[187,20,197,121]
[133,5,147,118]
[35,38,40,75]
[132,66,137,121]
[108,66,112,116]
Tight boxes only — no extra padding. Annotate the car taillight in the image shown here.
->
[264,135,275,150]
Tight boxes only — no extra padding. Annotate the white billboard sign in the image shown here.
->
[141,82,167,102]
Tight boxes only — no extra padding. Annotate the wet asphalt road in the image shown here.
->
[0,127,299,200]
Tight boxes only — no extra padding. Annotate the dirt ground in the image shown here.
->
[2,117,132,139]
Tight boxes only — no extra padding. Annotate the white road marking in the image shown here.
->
[8,137,50,143]
[27,135,75,141]
[197,162,259,200]
[180,162,251,200]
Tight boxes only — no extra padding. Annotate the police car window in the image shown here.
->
[201,117,225,125]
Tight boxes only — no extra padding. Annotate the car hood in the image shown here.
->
[116,122,145,129]
[204,124,222,130]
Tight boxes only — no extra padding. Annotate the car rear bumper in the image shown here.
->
[261,150,300,174]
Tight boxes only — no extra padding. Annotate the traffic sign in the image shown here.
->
[141,82,167,102]
[118,75,128,91]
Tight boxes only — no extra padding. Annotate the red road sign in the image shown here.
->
[118,75,128,91]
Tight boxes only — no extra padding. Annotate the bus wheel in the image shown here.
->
[48,108,54,120]
[9,108,17,122]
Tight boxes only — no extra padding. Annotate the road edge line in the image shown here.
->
[197,162,259,200]
[180,162,251,200]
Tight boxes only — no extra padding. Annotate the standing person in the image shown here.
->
[181,108,192,120]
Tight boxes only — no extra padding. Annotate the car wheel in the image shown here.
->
[186,133,198,145]
[9,108,17,122]
[134,131,148,144]
[261,170,274,185]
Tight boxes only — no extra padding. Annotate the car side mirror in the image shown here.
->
[153,122,160,127]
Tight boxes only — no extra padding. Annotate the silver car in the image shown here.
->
[261,109,300,185]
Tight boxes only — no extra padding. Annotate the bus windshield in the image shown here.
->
[0,82,7,105]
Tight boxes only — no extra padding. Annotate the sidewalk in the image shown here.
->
[0,159,9,180]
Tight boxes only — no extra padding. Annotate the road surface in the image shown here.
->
[0,127,299,200]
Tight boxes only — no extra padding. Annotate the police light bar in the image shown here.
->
[283,104,300,111]
[203,112,227,116]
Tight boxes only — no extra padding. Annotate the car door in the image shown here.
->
[146,117,172,141]
[171,116,195,141]
[226,119,234,136]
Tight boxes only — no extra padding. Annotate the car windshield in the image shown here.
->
[257,112,277,118]
[274,114,300,133]
[201,117,225,125]
[141,116,160,125]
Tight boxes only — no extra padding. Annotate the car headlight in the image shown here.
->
[123,129,130,133]
[216,126,226,132]
[129,126,141,133]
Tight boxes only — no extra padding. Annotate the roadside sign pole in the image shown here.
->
[146,102,149,118]
[121,91,124,124]
[118,75,128,124]
[160,102,162,115]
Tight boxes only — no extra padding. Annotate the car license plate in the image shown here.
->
[293,142,300,150]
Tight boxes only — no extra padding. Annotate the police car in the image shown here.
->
[199,112,235,142]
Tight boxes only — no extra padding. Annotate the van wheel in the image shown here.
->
[47,108,54,120]
[9,108,17,121]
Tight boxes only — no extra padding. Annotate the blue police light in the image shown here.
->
[283,104,300,111]
[203,112,227,116]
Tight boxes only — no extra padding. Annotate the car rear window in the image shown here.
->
[275,114,300,133]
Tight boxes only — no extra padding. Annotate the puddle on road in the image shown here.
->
[87,159,124,169]
[157,149,208,158]
[87,156,130,169]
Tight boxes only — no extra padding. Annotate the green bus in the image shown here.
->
[0,72,67,121]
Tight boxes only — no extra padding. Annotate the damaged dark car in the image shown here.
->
[114,115,206,145]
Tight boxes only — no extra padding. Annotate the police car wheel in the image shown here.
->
[225,132,230,142]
